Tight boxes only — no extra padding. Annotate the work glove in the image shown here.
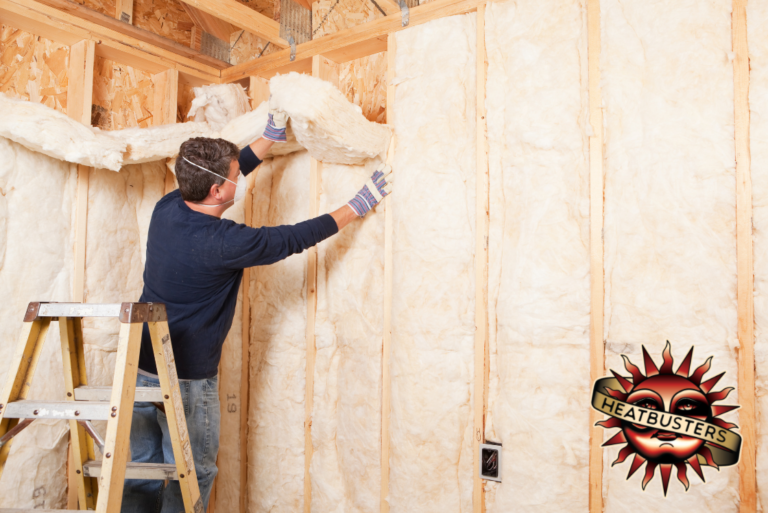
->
[348,163,393,217]
[264,96,288,142]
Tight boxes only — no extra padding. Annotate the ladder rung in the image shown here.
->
[83,460,179,480]
[2,400,111,420]
[75,385,164,403]
[24,302,167,323]
[38,303,123,318]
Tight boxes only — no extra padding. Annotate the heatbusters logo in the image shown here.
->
[590,341,741,495]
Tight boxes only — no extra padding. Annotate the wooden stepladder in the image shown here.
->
[0,302,203,513]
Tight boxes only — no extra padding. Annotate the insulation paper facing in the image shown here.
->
[601,0,738,510]
[0,138,76,509]
[270,73,392,165]
[749,1,768,510]
[390,14,476,513]
[483,1,591,511]
[247,151,311,512]
[312,161,384,512]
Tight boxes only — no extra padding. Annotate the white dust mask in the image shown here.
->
[182,156,245,207]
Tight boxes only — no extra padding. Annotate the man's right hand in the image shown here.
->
[347,163,393,217]
[264,96,288,142]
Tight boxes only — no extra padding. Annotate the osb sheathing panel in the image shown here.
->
[312,0,382,37]
[0,26,69,114]
[312,0,386,124]
[178,81,196,122]
[92,56,155,130]
[236,0,274,19]
[338,53,386,124]
[133,0,194,48]
[73,0,116,17]
[230,30,279,66]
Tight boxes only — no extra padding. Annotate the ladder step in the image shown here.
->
[83,460,179,480]
[75,385,164,403]
[2,400,111,420]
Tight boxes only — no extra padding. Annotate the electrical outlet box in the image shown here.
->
[479,442,502,482]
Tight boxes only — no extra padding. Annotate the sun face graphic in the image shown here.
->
[593,341,741,495]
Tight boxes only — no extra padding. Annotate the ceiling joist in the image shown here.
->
[182,0,289,48]
[1,0,482,88]
[372,0,400,17]
[222,0,483,81]
[180,2,236,43]
[0,0,224,84]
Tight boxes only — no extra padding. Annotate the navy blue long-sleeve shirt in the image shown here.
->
[138,146,338,379]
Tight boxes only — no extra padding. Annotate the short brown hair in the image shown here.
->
[176,137,240,202]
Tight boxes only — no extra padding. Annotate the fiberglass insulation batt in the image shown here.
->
[482,0,591,511]
[601,0,738,509]
[389,14,476,513]
[311,160,384,512]
[81,163,166,386]
[0,138,77,508]
[750,1,768,510]
[248,151,311,511]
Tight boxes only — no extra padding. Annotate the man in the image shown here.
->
[122,106,392,512]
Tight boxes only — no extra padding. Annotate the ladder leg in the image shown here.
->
[0,318,51,478]
[149,321,203,513]
[95,321,143,513]
[59,317,97,509]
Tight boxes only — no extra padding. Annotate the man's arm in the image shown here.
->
[330,205,358,231]
[249,137,275,160]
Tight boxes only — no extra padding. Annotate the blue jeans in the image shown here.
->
[121,373,220,513]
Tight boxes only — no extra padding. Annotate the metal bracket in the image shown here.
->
[119,302,168,324]
[289,35,296,61]
[78,420,106,453]
[0,418,34,449]
[398,0,409,27]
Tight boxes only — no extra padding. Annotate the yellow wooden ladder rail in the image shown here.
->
[0,302,203,513]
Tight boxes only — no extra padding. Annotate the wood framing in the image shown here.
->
[733,0,756,510]
[0,0,222,84]
[381,33,395,513]
[152,69,179,126]
[222,0,483,81]
[151,69,179,196]
[587,0,604,511]
[375,0,400,17]
[182,0,289,48]
[34,0,227,69]
[181,3,236,43]
[65,40,94,504]
[249,76,270,110]
[241,75,269,513]
[67,38,95,306]
[473,5,489,513]
[115,0,132,23]
[304,54,339,513]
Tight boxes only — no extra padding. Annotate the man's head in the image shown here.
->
[176,137,240,202]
